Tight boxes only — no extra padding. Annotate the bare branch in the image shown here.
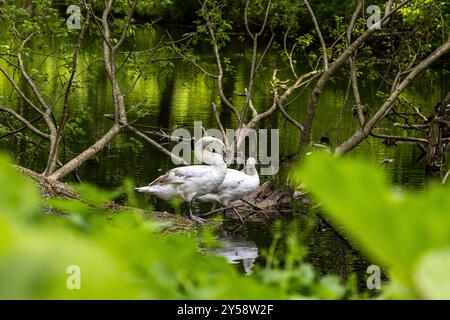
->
[104,114,188,165]
[15,32,52,113]
[165,30,218,80]
[49,125,123,180]
[244,1,255,41]
[300,0,413,151]
[277,101,304,131]
[10,27,60,176]
[0,106,49,139]
[212,102,229,147]
[336,37,450,155]
[347,0,365,126]
[280,70,321,101]
[283,27,298,79]
[245,88,258,118]
[202,2,241,121]
[112,0,137,51]
[443,168,450,185]
[123,40,164,98]
[304,0,328,70]
[61,10,91,129]
[240,1,272,127]
[370,131,428,144]
[248,88,278,127]
[101,0,127,123]
[398,97,429,122]
[0,65,44,115]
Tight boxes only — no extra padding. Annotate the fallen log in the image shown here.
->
[203,181,295,223]
[15,166,80,200]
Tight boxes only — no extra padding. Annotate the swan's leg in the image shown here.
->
[185,200,206,224]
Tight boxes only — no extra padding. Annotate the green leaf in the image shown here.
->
[414,248,450,300]
[0,155,40,220]
[292,153,450,288]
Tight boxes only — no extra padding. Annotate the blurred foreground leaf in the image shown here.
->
[0,154,283,299]
[292,153,450,298]
[414,248,450,300]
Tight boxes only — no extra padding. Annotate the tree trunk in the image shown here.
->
[48,124,122,181]
[299,0,412,152]
[426,117,444,169]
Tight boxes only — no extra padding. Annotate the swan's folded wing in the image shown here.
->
[213,169,246,192]
[149,165,218,185]
[148,171,184,186]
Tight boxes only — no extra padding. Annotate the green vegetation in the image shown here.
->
[1,0,449,301]
[292,153,450,299]
[1,150,449,299]
[0,153,346,299]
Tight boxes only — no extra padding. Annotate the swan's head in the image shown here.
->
[246,157,257,167]
[243,157,258,176]
[195,136,227,166]
[195,136,225,150]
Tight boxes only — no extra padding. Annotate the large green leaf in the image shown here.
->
[414,248,450,300]
[293,153,450,288]
[0,155,40,219]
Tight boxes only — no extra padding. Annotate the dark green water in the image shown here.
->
[1,28,449,292]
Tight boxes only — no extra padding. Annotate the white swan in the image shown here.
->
[196,157,260,206]
[135,137,227,224]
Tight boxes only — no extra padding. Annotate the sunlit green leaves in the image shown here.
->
[257,264,345,300]
[414,248,450,300]
[0,154,40,219]
[0,124,9,136]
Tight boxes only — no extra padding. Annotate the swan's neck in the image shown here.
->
[204,152,227,168]
[196,150,226,168]
[195,143,226,167]
[245,165,258,176]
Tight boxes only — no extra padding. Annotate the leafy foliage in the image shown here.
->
[0,153,348,299]
[0,153,277,299]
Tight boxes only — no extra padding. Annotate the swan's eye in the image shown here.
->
[222,150,227,161]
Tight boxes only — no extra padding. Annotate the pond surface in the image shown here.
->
[1,27,449,292]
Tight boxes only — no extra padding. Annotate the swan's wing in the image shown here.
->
[148,169,186,186]
[213,169,247,192]
[149,165,219,186]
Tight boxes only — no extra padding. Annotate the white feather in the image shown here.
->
[196,157,259,206]
[135,137,228,203]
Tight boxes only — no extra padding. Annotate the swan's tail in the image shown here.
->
[134,186,154,193]
[135,185,176,201]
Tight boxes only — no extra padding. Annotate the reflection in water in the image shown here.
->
[211,232,259,275]
[202,219,373,290]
